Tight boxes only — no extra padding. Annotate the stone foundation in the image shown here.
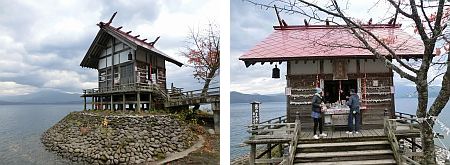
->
[41,111,197,164]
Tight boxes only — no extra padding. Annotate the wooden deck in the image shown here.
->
[299,129,386,140]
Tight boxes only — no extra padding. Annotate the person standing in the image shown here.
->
[312,88,327,139]
[346,89,360,134]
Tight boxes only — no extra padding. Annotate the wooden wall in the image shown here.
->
[287,71,395,129]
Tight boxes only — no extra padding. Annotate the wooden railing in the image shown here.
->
[384,119,403,164]
[387,112,423,164]
[167,87,220,102]
[280,119,301,165]
[83,83,162,95]
[245,115,300,165]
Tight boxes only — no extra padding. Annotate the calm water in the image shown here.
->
[230,98,450,160]
[0,104,81,165]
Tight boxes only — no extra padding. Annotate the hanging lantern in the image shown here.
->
[128,52,132,60]
[272,64,280,78]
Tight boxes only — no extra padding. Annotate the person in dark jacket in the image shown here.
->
[311,88,327,139]
[346,89,360,134]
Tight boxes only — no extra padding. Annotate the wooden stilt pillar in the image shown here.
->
[100,96,103,110]
[149,93,152,111]
[122,94,126,111]
[137,92,141,112]
[212,102,220,134]
[83,96,86,111]
[250,144,256,165]
[267,144,272,159]
[92,97,95,110]
[110,95,113,111]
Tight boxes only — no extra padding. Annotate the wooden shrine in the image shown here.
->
[80,12,183,111]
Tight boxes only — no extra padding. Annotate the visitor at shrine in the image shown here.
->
[311,88,327,139]
[346,89,361,134]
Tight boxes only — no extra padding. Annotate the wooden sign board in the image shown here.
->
[333,60,348,80]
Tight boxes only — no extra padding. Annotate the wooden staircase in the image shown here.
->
[294,136,397,165]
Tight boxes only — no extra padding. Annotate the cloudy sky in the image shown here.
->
[0,0,219,96]
[230,0,446,95]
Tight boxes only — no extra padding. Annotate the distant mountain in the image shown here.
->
[230,91,285,103]
[0,89,82,105]
[395,85,441,98]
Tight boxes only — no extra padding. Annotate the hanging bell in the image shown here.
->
[128,52,133,60]
[272,64,280,78]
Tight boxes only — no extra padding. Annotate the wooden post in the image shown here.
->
[137,92,141,112]
[149,93,152,111]
[122,94,126,111]
[267,119,272,159]
[212,102,220,134]
[83,96,86,111]
[92,97,95,110]
[250,144,256,165]
[411,137,417,160]
[110,95,113,111]
[100,96,103,110]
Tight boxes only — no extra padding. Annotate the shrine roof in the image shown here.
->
[80,21,183,69]
[239,24,424,66]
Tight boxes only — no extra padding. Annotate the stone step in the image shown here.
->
[294,159,396,165]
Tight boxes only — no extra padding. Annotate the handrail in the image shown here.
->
[280,119,301,165]
[167,87,220,102]
[82,83,161,94]
[384,119,403,164]
[260,115,287,125]
[246,120,300,165]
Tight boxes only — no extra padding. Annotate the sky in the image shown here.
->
[230,0,447,95]
[0,0,220,96]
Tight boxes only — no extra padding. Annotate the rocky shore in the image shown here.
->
[41,111,197,164]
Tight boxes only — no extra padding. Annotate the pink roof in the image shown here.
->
[239,24,424,63]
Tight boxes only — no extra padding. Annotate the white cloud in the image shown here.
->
[0,81,37,96]
[0,0,219,96]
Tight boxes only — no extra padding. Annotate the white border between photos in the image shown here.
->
[220,0,230,164]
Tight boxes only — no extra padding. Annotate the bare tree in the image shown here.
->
[181,23,220,97]
[245,0,449,164]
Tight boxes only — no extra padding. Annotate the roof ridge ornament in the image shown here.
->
[106,12,117,25]
[274,5,283,28]
[150,36,160,46]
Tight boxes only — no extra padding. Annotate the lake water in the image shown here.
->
[230,98,450,160]
[0,104,82,165]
